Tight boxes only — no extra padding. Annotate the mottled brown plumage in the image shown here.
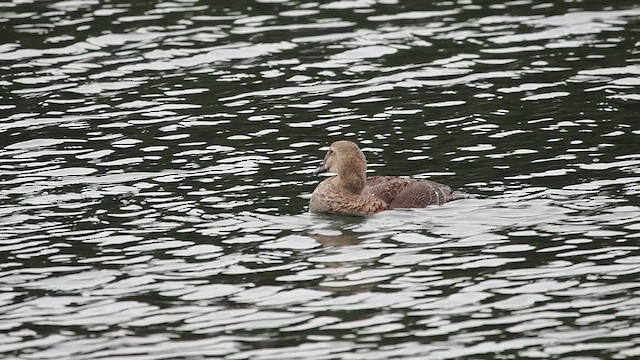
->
[309,140,457,216]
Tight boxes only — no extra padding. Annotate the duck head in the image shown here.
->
[314,140,367,194]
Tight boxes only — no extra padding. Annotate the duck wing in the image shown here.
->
[365,176,455,208]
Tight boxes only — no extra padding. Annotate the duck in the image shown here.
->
[309,140,457,216]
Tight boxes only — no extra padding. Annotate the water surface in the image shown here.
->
[1,0,640,359]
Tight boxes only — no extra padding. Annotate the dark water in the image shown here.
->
[1,0,640,359]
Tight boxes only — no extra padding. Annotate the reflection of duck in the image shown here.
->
[310,140,458,216]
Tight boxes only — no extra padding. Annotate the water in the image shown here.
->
[1,0,640,359]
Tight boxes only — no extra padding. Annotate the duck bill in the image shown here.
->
[313,162,328,175]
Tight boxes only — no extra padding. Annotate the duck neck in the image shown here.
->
[337,160,366,195]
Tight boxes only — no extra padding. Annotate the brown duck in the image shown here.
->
[309,140,457,216]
